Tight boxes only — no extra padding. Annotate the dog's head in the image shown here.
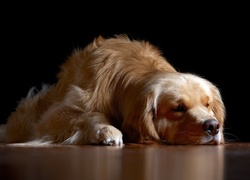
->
[122,72,225,145]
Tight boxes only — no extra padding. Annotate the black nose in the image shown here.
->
[202,119,220,136]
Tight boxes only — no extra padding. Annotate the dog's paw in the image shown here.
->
[91,125,123,146]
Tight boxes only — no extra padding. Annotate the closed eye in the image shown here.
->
[173,104,185,112]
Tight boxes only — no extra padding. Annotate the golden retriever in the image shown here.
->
[0,34,225,146]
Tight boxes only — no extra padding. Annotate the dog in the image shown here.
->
[0,34,226,146]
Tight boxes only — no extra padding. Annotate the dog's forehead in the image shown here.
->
[185,74,211,93]
[157,73,213,100]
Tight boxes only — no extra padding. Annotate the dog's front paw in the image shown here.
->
[91,125,123,146]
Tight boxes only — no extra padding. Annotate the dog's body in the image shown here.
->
[0,34,225,146]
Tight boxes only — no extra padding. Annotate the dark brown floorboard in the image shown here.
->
[0,142,250,180]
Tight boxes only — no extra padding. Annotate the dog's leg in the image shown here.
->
[63,111,123,146]
[35,106,123,146]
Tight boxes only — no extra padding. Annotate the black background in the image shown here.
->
[0,4,249,142]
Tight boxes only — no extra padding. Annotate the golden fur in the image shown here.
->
[0,34,226,145]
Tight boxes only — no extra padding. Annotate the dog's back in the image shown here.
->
[1,34,176,144]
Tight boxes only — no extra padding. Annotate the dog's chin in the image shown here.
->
[165,133,223,145]
[199,133,223,145]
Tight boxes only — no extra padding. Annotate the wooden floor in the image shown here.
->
[0,142,250,180]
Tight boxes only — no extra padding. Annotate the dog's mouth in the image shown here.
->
[200,138,220,145]
[188,133,223,145]
[205,141,220,145]
[200,133,222,145]
[162,132,223,145]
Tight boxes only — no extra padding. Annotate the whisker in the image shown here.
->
[223,132,240,143]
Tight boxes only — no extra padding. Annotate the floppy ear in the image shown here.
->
[122,91,160,144]
[211,86,226,129]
